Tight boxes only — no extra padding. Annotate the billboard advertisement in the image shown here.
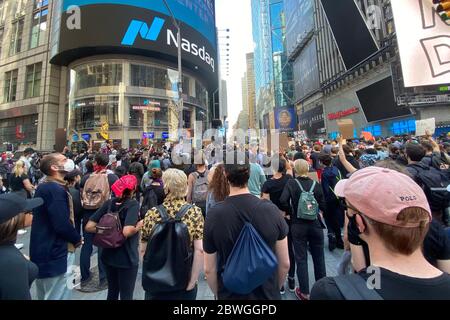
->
[284,0,314,57]
[320,0,378,70]
[298,104,325,138]
[356,77,412,123]
[293,38,320,101]
[391,0,450,87]
[50,0,217,88]
[274,106,297,132]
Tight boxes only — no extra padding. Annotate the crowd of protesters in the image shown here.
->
[0,131,449,300]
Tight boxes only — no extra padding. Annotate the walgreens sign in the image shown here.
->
[328,107,359,120]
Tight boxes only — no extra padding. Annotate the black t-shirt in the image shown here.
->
[9,173,28,192]
[261,174,292,212]
[0,243,38,300]
[90,198,140,268]
[311,267,450,300]
[203,194,289,300]
[423,219,450,266]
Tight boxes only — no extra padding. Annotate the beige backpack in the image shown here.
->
[81,172,110,210]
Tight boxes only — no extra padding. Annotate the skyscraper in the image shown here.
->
[251,0,294,129]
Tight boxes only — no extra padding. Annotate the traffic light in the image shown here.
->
[434,0,450,21]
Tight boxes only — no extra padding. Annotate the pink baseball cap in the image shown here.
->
[334,167,431,228]
[112,175,137,197]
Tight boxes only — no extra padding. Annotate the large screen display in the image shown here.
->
[293,39,320,101]
[284,0,314,58]
[320,0,378,70]
[298,104,325,138]
[356,77,412,123]
[50,0,217,88]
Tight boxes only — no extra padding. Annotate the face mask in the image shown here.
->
[58,160,75,174]
[347,214,364,246]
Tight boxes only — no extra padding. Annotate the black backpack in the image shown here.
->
[410,164,450,212]
[140,185,159,219]
[142,204,193,294]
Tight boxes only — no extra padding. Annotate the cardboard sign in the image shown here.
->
[415,118,436,136]
[279,133,290,152]
[337,119,355,139]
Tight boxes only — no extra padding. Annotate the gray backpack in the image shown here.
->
[295,179,319,220]
[192,171,209,203]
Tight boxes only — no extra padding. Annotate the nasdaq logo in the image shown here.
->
[121,17,165,46]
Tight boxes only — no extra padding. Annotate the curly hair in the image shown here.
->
[208,164,230,202]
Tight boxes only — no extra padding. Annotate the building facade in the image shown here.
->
[286,0,450,140]
[0,0,218,152]
[251,0,294,130]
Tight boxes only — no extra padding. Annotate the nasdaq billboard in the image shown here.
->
[50,0,217,88]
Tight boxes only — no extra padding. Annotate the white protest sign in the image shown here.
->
[391,0,450,87]
[415,118,436,136]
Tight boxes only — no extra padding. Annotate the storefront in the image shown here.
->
[67,58,209,147]
[324,72,415,139]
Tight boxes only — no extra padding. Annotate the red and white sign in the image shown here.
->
[328,107,359,120]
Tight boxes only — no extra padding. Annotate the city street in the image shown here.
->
[16,228,342,300]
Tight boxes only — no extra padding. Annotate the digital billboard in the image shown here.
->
[293,39,320,101]
[356,77,412,123]
[320,0,378,70]
[284,0,314,58]
[50,0,217,88]
[274,106,297,132]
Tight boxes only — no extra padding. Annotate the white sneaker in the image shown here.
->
[18,229,27,235]
[15,243,24,250]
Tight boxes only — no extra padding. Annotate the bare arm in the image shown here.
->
[85,221,97,233]
[338,137,357,174]
[261,193,270,200]
[204,252,218,297]
[187,240,204,290]
[186,174,195,203]
[275,237,290,290]
[23,178,35,193]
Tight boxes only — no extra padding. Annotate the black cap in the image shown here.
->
[0,194,43,224]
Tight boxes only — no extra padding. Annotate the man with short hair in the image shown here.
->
[311,167,450,300]
[30,153,82,300]
[20,147,34,173]
[204,153,290,300]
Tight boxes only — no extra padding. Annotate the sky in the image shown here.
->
[215,0,254,129]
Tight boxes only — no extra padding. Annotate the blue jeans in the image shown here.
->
[35,253,75,300]
[80,212,106,282]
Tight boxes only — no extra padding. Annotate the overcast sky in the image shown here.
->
[215,0,254,129]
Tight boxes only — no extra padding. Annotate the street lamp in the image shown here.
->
[161,0,183,132]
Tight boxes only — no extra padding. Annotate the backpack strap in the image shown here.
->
[156,205,170,222]
[175,203,194,221]
[295,179,305,193]
[309,181,316,193]
[334,274,383,300]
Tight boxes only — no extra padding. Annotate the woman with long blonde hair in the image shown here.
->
[9,160,34,198]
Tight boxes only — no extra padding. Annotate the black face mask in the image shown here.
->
[347,214,364,246]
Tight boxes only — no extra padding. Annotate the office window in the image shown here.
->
[9,19,24,56]
[76,63,123,90]
[130,64,155,88]
[13,0,29,17]
[30,8,48,48]
[25,63,42,98]
[34,0,49,9]
[4,69,19,103]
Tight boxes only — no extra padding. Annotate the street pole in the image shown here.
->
[162,0,183,133]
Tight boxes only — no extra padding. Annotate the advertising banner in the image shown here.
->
[284,0,314,57]
[298,104,325,138]
[391,0,450,87]
[293,39,320,101]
